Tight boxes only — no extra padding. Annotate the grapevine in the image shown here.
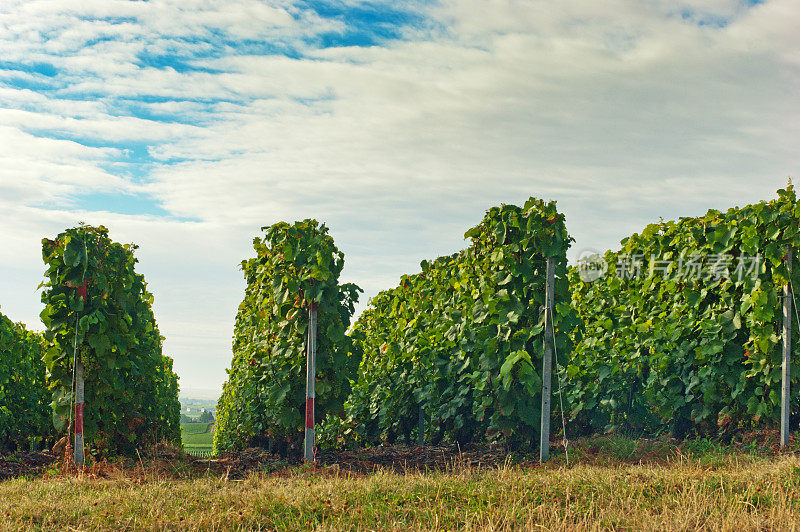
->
[0,310,51,452]
[566,186,800,437]
[214,220,362,454]
[39,224,181,454]
[346,198,580,446]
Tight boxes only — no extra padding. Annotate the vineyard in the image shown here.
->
[38,225,181,455]
[214,220,362,455]
[2,188,800,467]
[0,311,50,453]
[566,186,800,439]
[208,186,800,460]
[3,189,800,530]
[345,198,579,448]
[0,225,183,460]
[3,0,798,526]
[181,422,215,457]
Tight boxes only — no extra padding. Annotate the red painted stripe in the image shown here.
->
[77,278,88,303]
[305,397,314,429]
[75,403,84,435]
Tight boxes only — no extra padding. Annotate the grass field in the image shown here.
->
[2,436,800,530]
[2,453,800,530]
[181,422,214,456]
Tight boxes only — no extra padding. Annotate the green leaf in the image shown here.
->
[500,351,522,377]
[63,236,84,267]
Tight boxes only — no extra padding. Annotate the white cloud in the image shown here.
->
[0,0,798,394]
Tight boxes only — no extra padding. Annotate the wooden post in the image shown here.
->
[782,248,792,448]
[540,257,555,462]
[304,303,318,462]
[418,405,424,446]
[74,357,85,467]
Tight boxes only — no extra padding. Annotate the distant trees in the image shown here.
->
[180,410,215,423]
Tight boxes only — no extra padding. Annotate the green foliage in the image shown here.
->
[345,198,579,446]
[181,421,214,455]
[214,220,362,453]
[0,310,51,451]
[567,186,800,437]
[181,422,214,436]
[39,225,181,454]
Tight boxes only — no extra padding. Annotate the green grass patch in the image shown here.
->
[181,422,213,435]
[181,422,214,454]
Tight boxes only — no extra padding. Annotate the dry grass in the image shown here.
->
[2,450,800,531]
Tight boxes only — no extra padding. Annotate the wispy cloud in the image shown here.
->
[0,0,797,394]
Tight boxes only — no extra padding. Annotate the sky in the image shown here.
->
[0,0,797,399]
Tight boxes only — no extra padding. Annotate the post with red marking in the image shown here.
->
[304,302,318,462]
[74,359,85,466]
[74,277,87,467]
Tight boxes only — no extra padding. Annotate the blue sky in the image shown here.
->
[0,0,798,398]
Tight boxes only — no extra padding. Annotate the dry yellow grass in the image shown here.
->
[2,451,800,531]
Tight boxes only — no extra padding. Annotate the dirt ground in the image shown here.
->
[1,428,793,482]
[0,441,571,481]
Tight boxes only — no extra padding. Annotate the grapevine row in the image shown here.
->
[40,225,181,454]
[565,186,800,438]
